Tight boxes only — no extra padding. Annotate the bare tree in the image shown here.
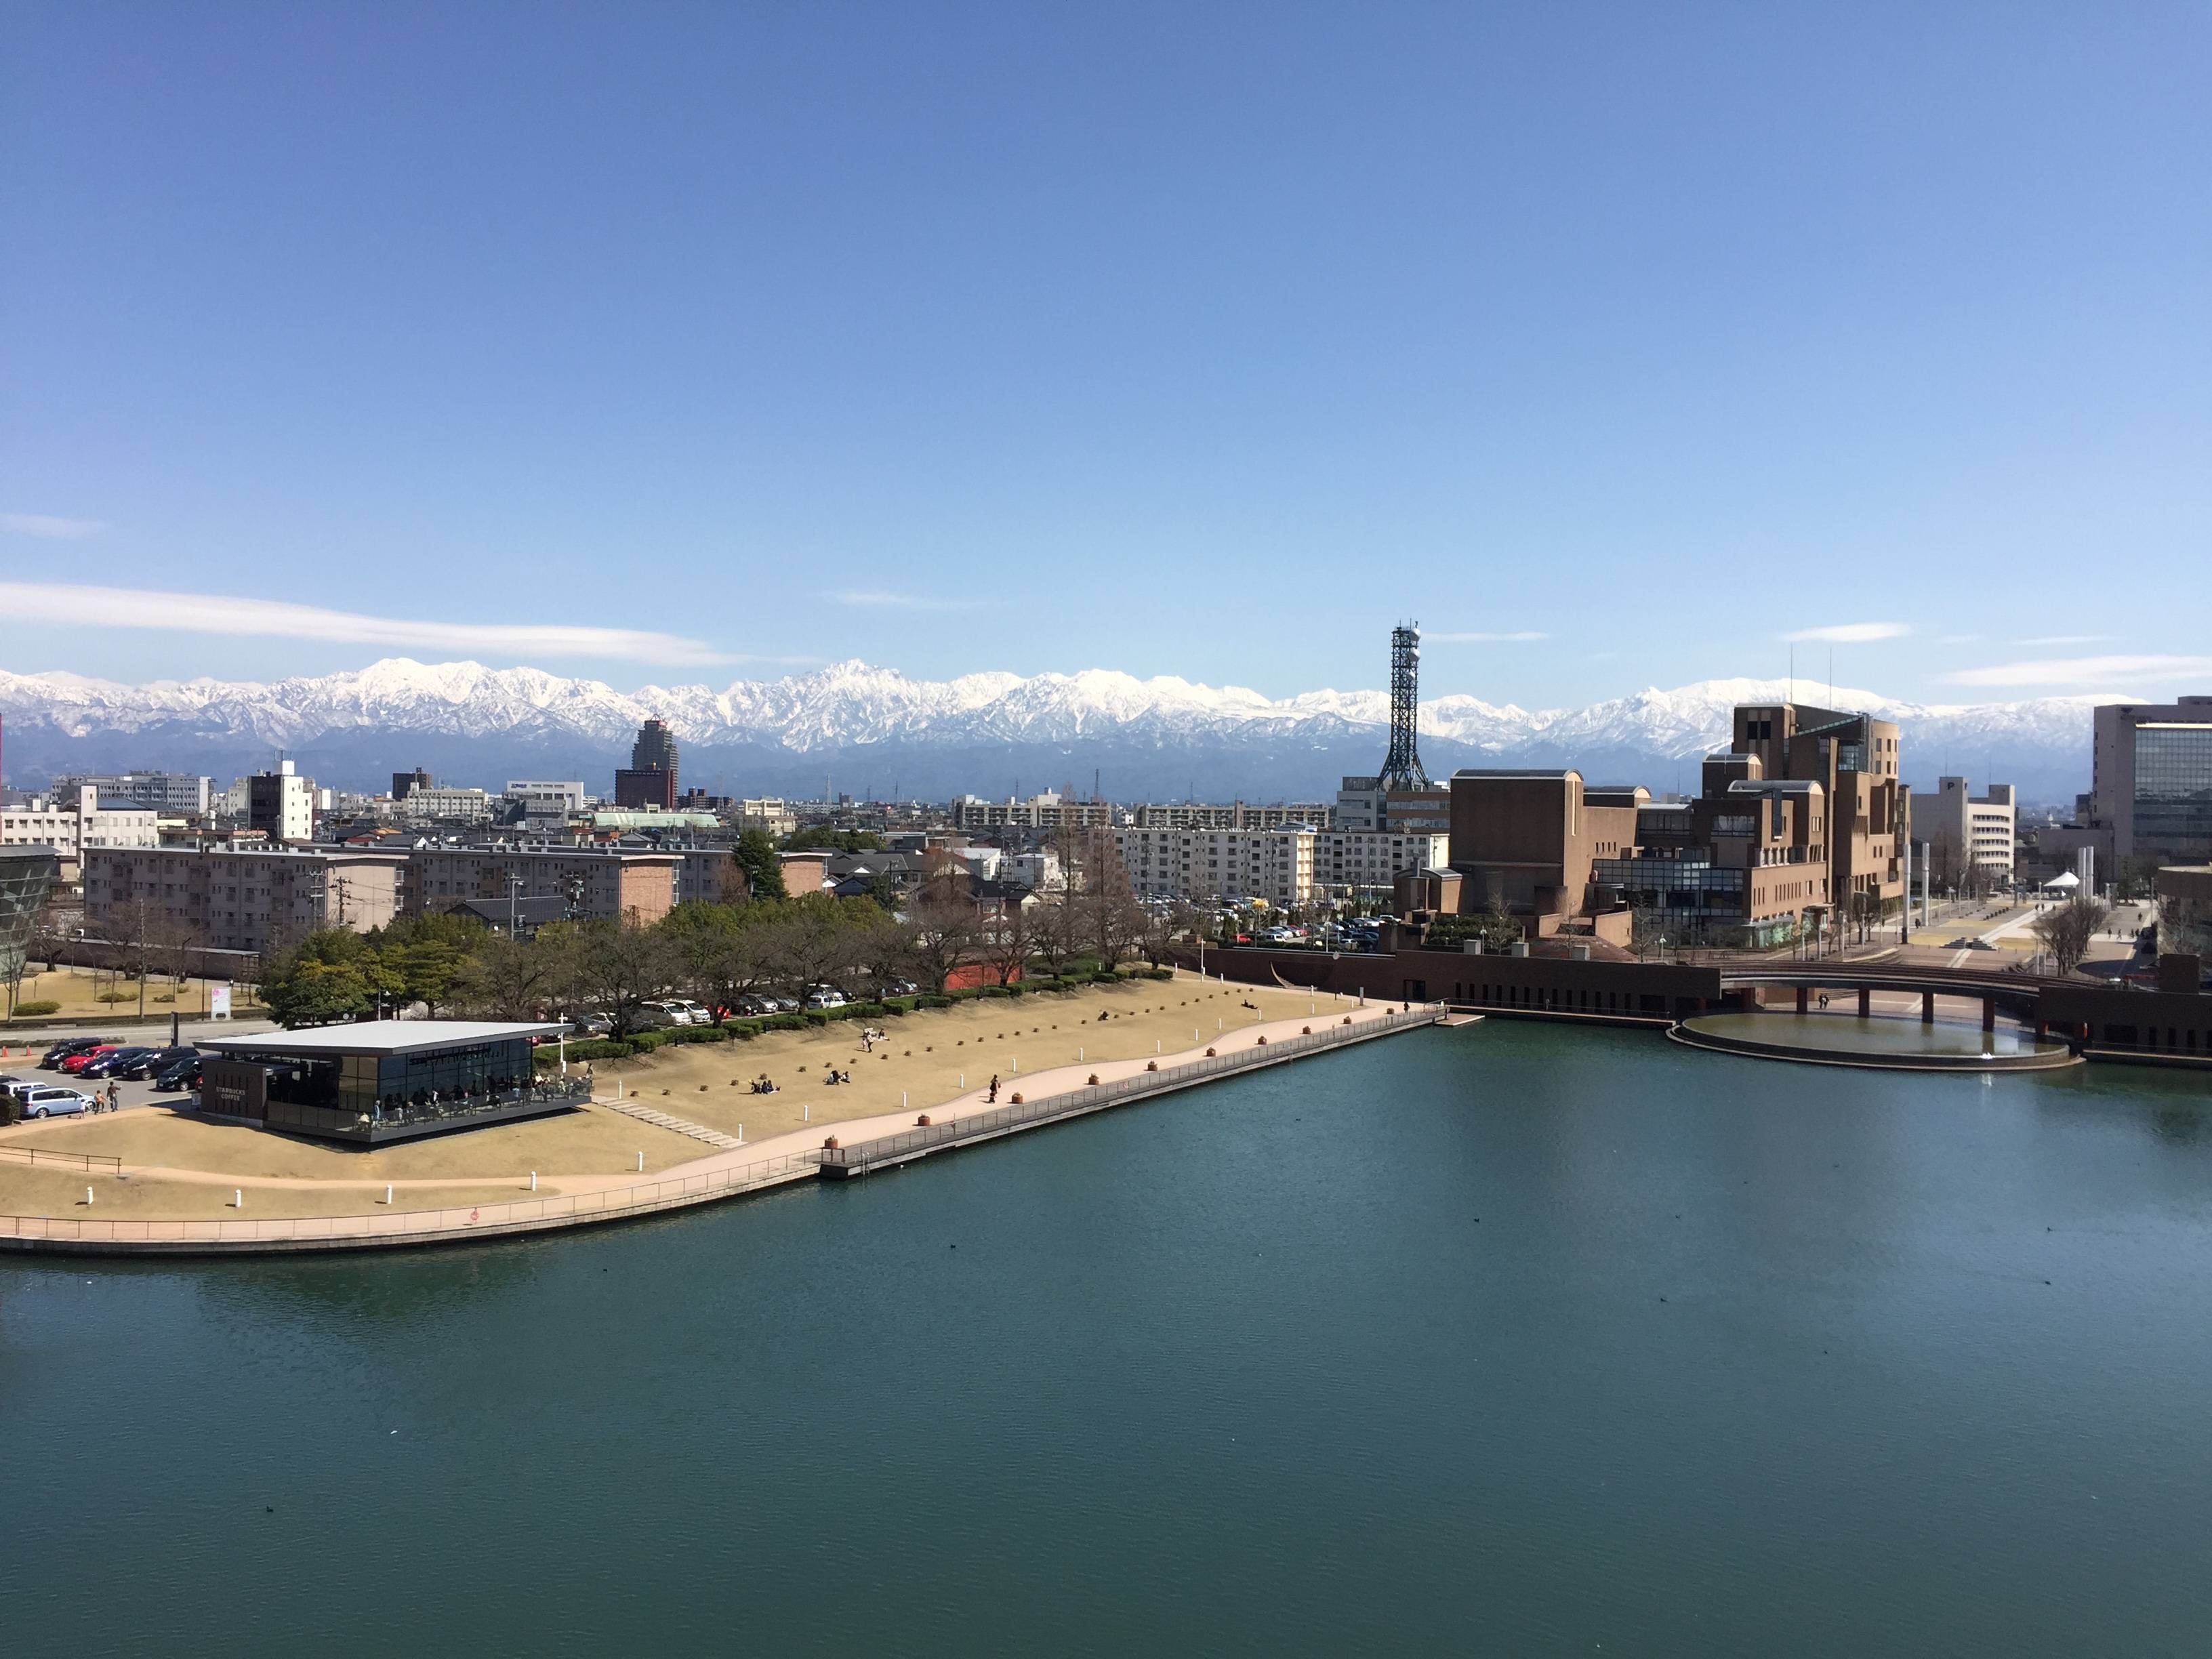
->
[561,914,679,1038]
[1074,829,1146,970]
[453,928,574,1022]
[901,869,985,992]
[979,884,1042,985]
[2030,895,2111,976]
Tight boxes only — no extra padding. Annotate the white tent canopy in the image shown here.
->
[2041,869,2081,890]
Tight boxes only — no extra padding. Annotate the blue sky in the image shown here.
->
[4,3,2208,705]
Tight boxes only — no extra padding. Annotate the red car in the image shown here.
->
[60,1044,121,1075]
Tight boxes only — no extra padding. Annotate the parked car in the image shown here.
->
[118,1046,197,1080]
[882,979,919,997]
[668,1000,711,1026]
[61,1045,124,1076]
[39,1036,118,1070]
[152,1054,204,1092]
[802,987,848,1010]
[731,993,778,1017]
[78,1046,157,1080]
[16,1085,93,1118]
[573,1012,613,1037]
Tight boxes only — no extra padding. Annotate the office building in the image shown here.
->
[247,762,316,843]
[2093,697,2212,867]
[1333,777,1453,836]
[2156,865,2212,960]
[615,718,680,810]
[402,786,495,823]
[1729,700,1903,925]
[1909,778,2017,889]
[85,846,409,955]
[1128,801,1331,830]
[52,771,213,816]
[1443,770,1642,938]
[507,780,588,823]
[392,768,434,802]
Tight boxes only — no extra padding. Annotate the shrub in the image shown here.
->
[554,1038,636,1063]
[918,994,954,1010]
[803,1011,830,1027]
[9,1000,60,1018]
[978,985,1011,999]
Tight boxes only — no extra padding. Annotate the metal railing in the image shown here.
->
[0,1143,123,1172]
[819,1004,1441,1173]
[0,1146,826,1249]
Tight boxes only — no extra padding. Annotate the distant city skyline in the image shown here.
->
[5,5,2208,705]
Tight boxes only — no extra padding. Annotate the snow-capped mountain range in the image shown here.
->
[0,657,2100,807]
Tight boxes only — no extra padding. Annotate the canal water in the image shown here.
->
[5,1023,2211,1656]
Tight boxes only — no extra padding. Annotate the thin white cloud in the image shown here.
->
[1943,653,2212,689]
[2011,634,2114,647]
[0,581,754,665]
[834,589,983,613]
[1933,633,1981,644]
[1428,630,1549,643]
[3,512,108,539]
[1782,621,1910,643]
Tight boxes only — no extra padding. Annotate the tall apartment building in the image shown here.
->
[2093,697,2212,866]
[1730,701,1903,923]
[951,793,1114,832]
[401,787,495,823]
[1909,777,2017,887]
[392,767,434,801]
[615,718,680,811]
[84,846,408,955]
[1,787,163,878]
[246,762,316,844]
[52,771,213,816]
[403,845,681,926]
[1312,830,1450,897]
[1128,802,1330,830]
[1115,825,1316,907]
[1333,776,1452,835]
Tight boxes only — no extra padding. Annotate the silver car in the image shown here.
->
[17,1085,93,1119]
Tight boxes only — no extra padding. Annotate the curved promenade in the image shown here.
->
[0,1002,1440,1257]
[1668,1017,2079,1073]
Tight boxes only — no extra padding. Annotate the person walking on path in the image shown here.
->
[987,1073,1000,1103]
[104,1080,121,1115]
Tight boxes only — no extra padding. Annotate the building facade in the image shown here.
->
[1312,830,1450,898]
[402,844,680,926]
[1128,802,1330,830]
[506,780,587,823]
[1,788,163,877]
[85,846,409,955]
[2156,865,2212,961]
[1731,701,1903,926]
[615,718,680,810]
[1908,777,2017,888]
[52,771,213,816]
[1115,825,1317,907]
[0,844,59,991]
[2093,697,2212,867]
[951,794,1115,832]
[246,762,316,843]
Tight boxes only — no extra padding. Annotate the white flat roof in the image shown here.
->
[199,1019,566,1058]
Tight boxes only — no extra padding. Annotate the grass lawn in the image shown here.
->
[3,968,265,1024]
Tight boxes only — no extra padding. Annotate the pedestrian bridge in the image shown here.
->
[1716,964,2049,1027]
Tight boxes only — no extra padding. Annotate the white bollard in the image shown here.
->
[737,1124,743,1143]
[636,1152,644,1172]
[529,1171,537,1192]
[384,1184,393,1205]
[1012,1058,1018,1073]
[900,1092,906,1109]
[1155,1040,1161,1052]
[1078,1047,1083,1061]
[86,1186,94,1206]
[804,1103,811,1121]
[959,1072,964,1088]
[232,1189,243,1208]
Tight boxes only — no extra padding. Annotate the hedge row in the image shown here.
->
[531,968,1175,1064]
[7,1000,61,1019]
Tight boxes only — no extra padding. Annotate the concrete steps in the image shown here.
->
[598,1098,745,1151]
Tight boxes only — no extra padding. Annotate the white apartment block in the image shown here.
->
[53,771,213,815]
[243,763,316,843]
[952,793,1115,831]
[85,846,408,955]
[1313,830,1450,895]
[1115,825,1317,907]
[737,798,798,836]
[1,787,163,876]
[1128,802,1329,830]
[1909,778,2017,883]
[404,786,496,823]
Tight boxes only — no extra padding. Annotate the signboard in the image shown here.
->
[209,984,232,1020]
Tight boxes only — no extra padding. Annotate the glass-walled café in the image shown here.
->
[197,1021,586,1145]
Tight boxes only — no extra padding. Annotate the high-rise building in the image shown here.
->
[392,768,434,801]
[2093,697,2212,868]
[615,718,680,811]
[247,762,316,844]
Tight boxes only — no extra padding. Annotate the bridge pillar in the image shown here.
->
[1858,987,1871,1019]
[1796,986,1809,1014]
[1921,991,1936,1025]
[1982,997,1997,1032]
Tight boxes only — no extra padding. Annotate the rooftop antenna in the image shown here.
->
[1377,622,1431,792]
